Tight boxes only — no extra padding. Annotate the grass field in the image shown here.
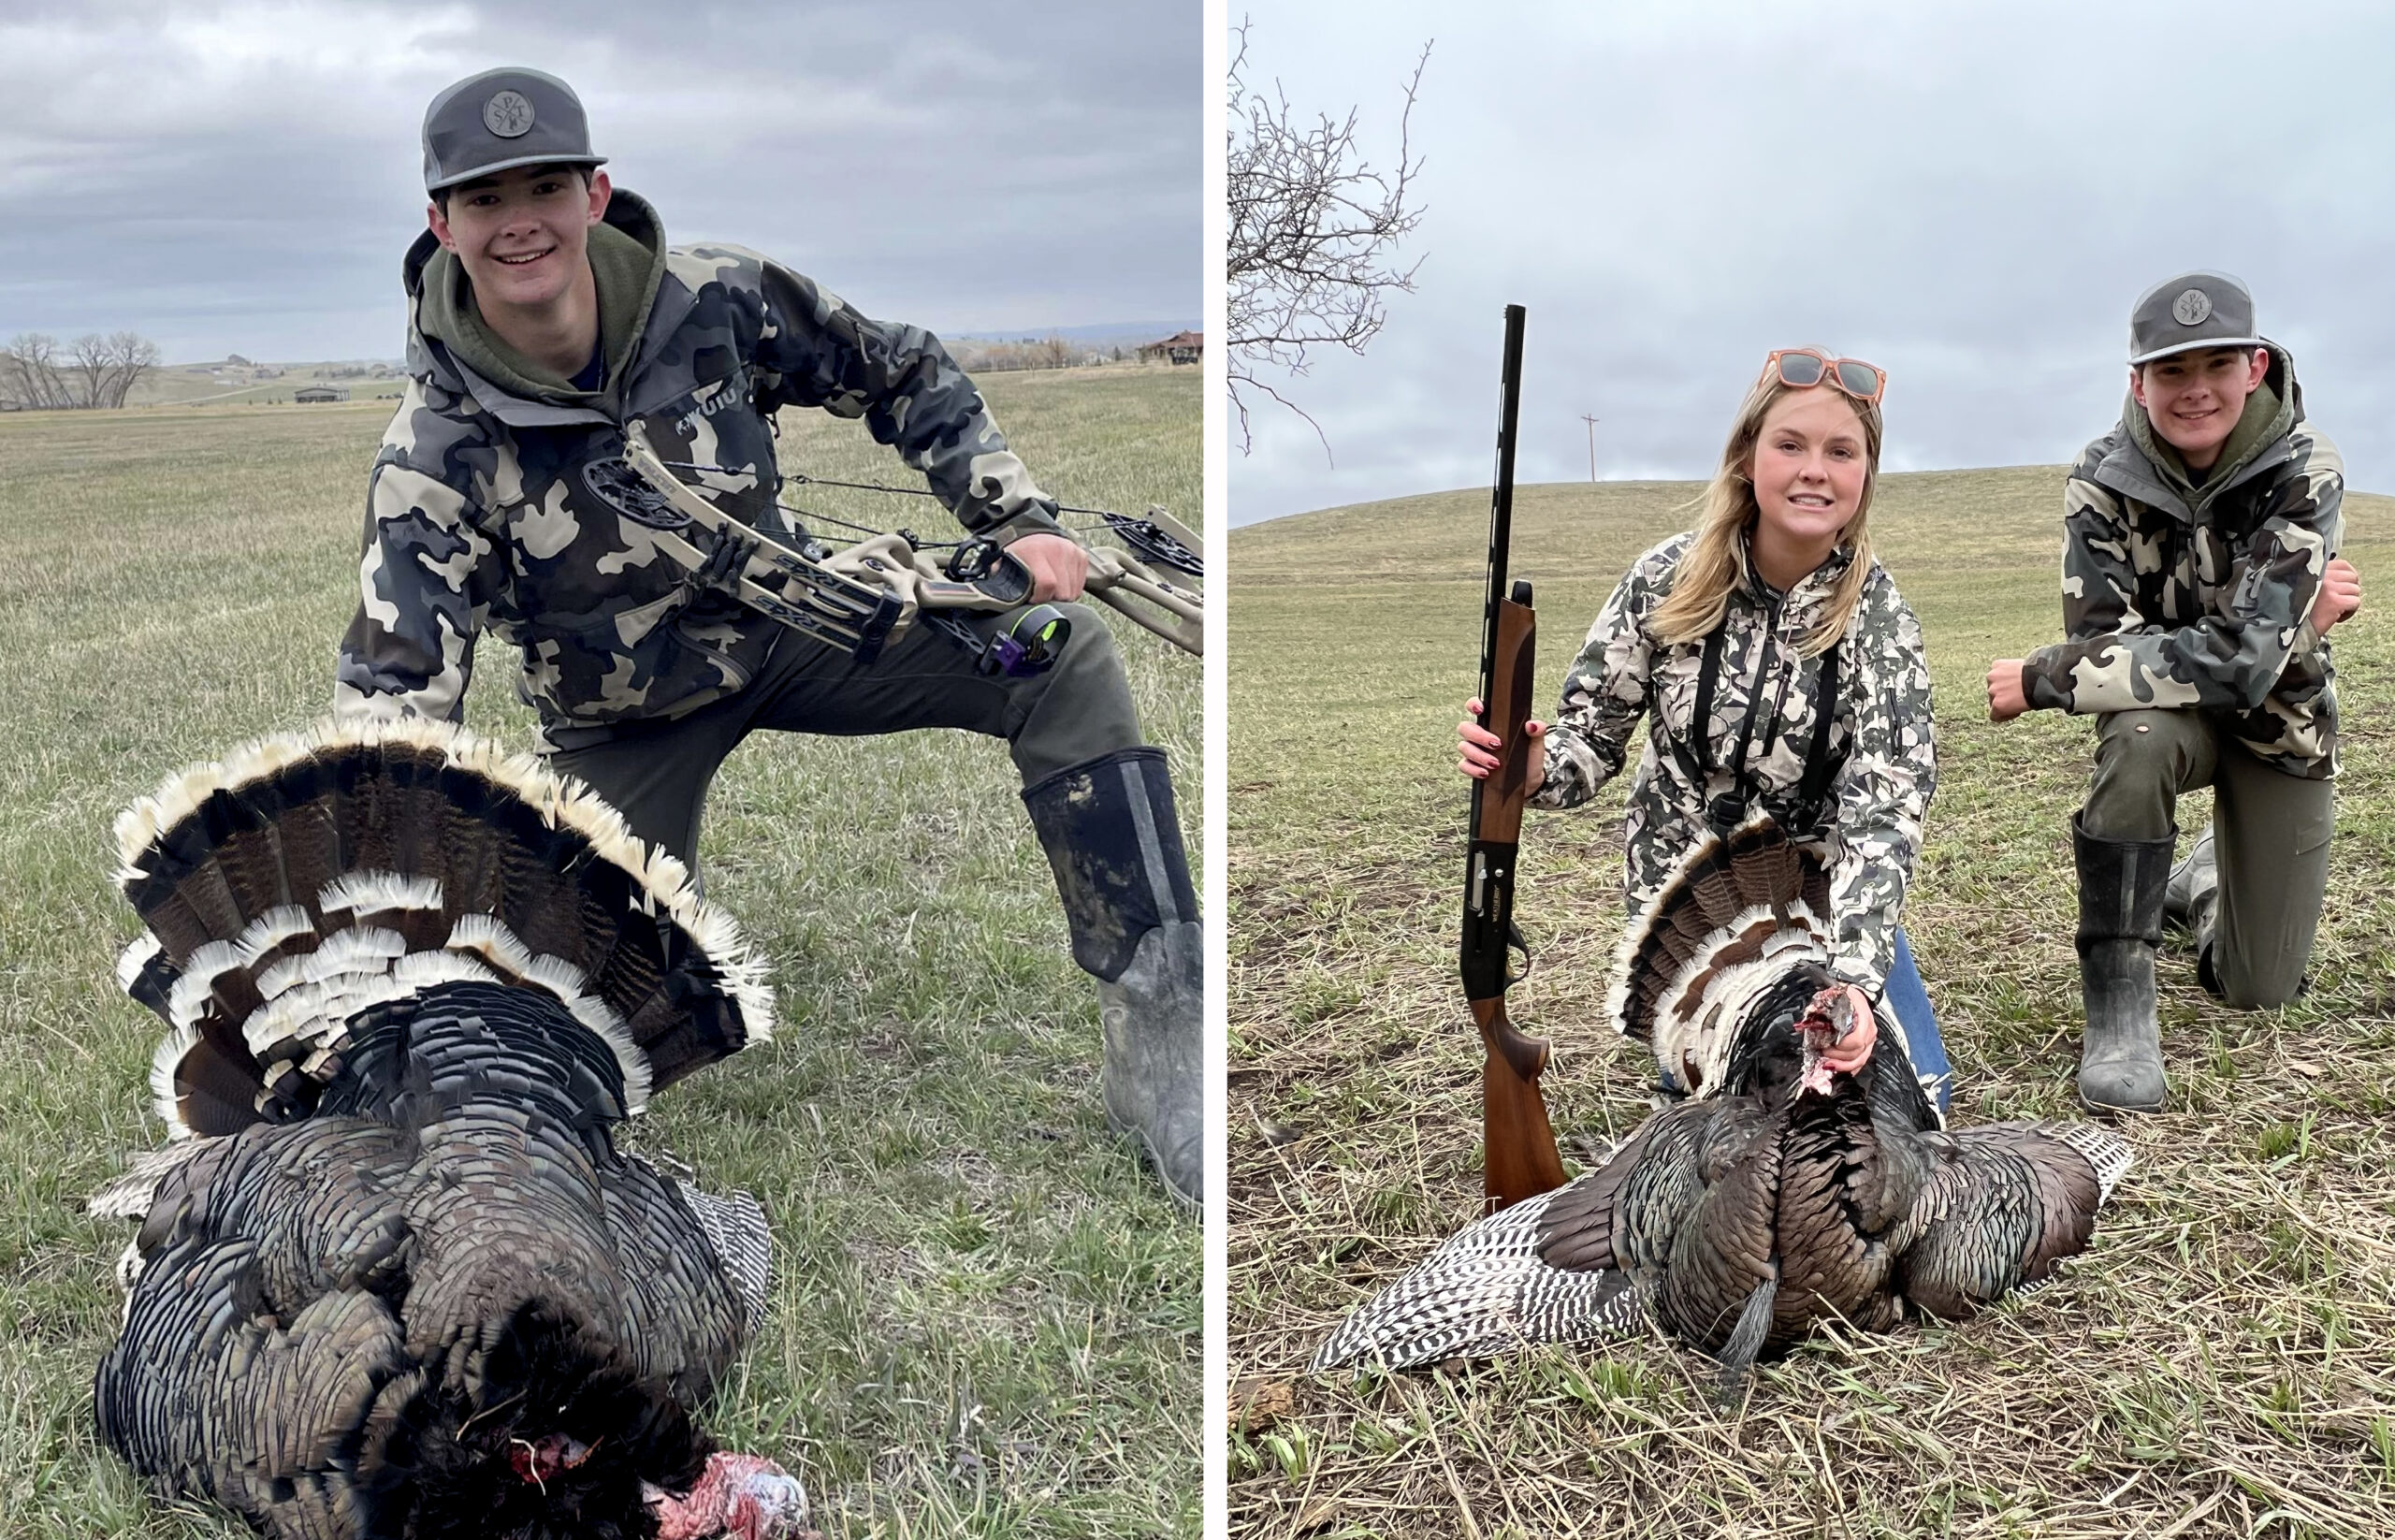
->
[0,363,1200,1537]
[1226,468,2395,1539]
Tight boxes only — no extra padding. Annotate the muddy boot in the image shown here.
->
[1096,921,1202,1209]
[1023,748,1202,1211]
[2165,825,2224,997]
[2073,813,2175,1115]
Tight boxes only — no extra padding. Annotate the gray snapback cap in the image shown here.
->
[2127,270,2263,365]
[422,67,606,195]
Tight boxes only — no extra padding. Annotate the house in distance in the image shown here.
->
[1141,329,1203,366]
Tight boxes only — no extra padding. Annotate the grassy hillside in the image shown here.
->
[0,363,1200,1537]
[1227,467,2395,1538]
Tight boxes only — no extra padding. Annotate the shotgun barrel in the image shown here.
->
[1460,304,1566,1213]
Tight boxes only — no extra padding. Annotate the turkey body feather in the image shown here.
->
[1314,818,2131,1381]
[92,719,779,1540]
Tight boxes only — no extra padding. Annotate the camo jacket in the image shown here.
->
[334,191,1061,749]
[1533,532,1937,997]
[2020,346,2341,779]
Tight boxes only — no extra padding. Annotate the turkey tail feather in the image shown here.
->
[1605,816,1835,1095]
[113,719,774,1137]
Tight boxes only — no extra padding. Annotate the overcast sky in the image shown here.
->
[1229,0,2395,522]
[0,0,1198,363]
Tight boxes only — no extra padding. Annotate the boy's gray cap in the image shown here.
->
[422,67,606,194]
[2128,270,2263,365]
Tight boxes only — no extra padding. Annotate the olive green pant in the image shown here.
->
[547,602,1143,871]
[2083,709,2334,1009]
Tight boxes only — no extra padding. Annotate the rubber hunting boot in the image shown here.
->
[2164,824,2224,997]
[2073,812,2175,1115]
[1023,748,1201,1211]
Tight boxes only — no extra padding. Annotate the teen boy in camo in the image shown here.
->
[333,67,1200,1207]
[1987,270,2360,1116]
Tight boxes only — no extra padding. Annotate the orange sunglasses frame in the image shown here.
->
[1759,348,1887,405]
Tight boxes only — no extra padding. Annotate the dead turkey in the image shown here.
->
[1314,817,2131,1387]
[90,719,807,1540]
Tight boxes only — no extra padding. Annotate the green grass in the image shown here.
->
[0,363,1200,1537]
[1226,467,2395,1538]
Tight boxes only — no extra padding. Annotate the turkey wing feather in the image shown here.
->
[1894,1124,2109,1319]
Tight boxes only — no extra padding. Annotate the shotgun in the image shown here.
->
[1460,303,1567,1213]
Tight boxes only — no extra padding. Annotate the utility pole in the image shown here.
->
[1580,414,1600,482]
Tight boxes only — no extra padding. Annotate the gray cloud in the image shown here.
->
[1231,0,2395,523]
[0,0,1198,361]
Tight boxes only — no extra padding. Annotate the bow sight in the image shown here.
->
[619,423,1205,674]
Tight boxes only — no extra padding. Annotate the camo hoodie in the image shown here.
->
[2020,342,2341,778]
[1533,532,1936,998]
[334,189,1062,749]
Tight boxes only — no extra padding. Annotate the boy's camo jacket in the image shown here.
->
[1534,532,1936,998]
[2021,345,2341,778]
[333,192,1061,748]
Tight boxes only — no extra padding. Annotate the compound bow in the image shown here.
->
[619,424,1204,676]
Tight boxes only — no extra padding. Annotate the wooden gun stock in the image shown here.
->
[1474,996,1565,1209]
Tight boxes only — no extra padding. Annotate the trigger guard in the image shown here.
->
[1504,917,1533,988]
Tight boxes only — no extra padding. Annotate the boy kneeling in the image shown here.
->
[1987,270,2359,1114]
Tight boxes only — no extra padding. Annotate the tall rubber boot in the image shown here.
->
[1023,748,1201,1211]
[2164,824,2224,997]
[2073,813,2175,1115]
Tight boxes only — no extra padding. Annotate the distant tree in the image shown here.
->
[72,331,162,408]
[1,329,160,408]
[1227,20,1429,455]
[1039,334,1072,370]
[2,334,69,409]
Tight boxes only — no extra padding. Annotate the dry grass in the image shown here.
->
[1226,466,2395,1539]
[0,364,1200,1538]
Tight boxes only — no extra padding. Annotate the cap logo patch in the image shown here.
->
[483,89,536,138]
[2172,287,2214,327]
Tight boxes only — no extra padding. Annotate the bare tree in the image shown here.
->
[1227,21,1430,455]
[1038,333,1072,370]
[1,333,70,409]
[107,331,161,406]
[1,329,160,408]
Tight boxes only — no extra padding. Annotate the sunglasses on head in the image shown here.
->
[1760,349,1886,404]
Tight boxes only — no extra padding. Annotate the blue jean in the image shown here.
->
[1884,927,1951,1113]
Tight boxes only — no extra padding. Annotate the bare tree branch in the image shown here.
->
[100,330,161,407]
[0,329,159,409]
[1226,20,1430,458]
[71,334,109,409]
[2,333,69,410]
